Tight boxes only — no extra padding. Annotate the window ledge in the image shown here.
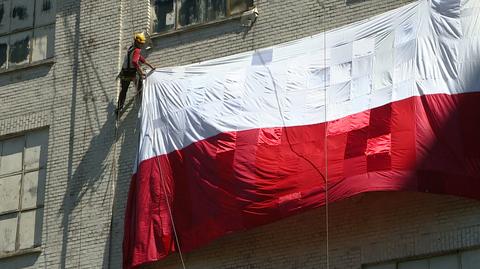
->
[0,247,41,260]
[150,14,243,39]
[0,58,55,75]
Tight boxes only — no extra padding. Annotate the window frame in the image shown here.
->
[0,129,48,259]
[150,0,254,35]
[0,0,56,71]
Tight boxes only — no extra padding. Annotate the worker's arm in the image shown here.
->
[143,59,155,70]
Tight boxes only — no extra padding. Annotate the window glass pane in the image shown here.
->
[34,0,55,26]
[461,249,480,269]
[10,0,34,31]
[205,0,226,21]
[0,213,17,253]
[18,208,42,249]
[178,0,205,27]
[0,35,7,69]
[230,0,252,15]
[0,0,11,34]
[22,169,46,209]
[24,129,49,170]
[398,260,428,269]
[0,136,24,175]
[8,30,31,66]
[179,0,227,27]
[429,254,459,269]
[151,0,175,33]
[32,25,54,62]
[0,174,21,213]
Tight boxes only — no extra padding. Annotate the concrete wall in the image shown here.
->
[0,0,479,268]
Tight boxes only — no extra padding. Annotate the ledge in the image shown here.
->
[0,58,55,75]
[0,247,41,260]
[150,14,243,39]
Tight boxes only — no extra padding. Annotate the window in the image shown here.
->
[346,0,367,4]
[0,0,56,70]
[364,249,480,269]
[0,129,48,257]
[150,0,254,33]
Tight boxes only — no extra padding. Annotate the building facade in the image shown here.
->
[0,0,479,268]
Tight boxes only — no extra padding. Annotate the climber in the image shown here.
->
[116,32,155,114]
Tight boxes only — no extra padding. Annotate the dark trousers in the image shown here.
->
[117,77,143,111]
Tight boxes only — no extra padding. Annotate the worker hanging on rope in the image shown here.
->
[116,32,155,115]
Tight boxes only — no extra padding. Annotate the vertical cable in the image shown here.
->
[145,85,187,269]
[323,10,330,269]
[315,1,330,268]
[156,155,187,269]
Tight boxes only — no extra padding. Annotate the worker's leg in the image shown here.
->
[117,79,131,113]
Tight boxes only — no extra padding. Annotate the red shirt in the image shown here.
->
[131,47,145,69]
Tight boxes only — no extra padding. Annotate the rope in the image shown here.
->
[145,78,187,269]
[314,2,330,268]
[257,1,330,268]
[156,155,187,269]
[322,6,330,269]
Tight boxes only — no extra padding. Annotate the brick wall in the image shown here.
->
[1,0,479,268]
[147,192,480,269]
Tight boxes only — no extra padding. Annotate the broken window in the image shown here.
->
[0,129,48,256]
[10,0,34,31]
[151,0,253,33]
[0,36,7,69]
[0,0,55,70]
[151,0,175,33]
[178,0,226,27]
[8,30,31,67]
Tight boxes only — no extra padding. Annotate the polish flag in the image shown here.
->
[123,0,480,268]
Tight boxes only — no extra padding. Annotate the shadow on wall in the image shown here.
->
[57,0,132,268]
[103,98,141,269]
[0,252,40,269]
[0,63,53,87]
[60,99,139,269]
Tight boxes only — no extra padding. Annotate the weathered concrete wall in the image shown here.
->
[1,0,479,268]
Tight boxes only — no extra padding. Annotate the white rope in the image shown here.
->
[155,154,187,269]
[323,9,330,269]
[145,80,187,269]
[315,2,330,268]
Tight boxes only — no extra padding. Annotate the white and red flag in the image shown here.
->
[123,0,480,267]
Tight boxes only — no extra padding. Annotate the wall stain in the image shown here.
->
[12,5,28,20]
[0,3,5,25]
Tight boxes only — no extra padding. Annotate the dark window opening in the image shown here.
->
[0,42,7,68]
[9,35,30,64]
[346,0,367,5]
[42,0,52,12]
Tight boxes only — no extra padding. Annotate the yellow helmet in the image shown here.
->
[134,32,146,44]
